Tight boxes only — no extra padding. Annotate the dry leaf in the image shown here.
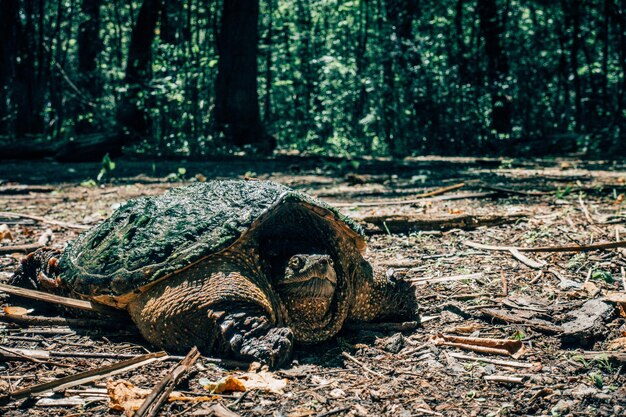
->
[3,306,32,316]
[614,193,625,206]
[107,379,216,416]
[448,208,464,215]
[237,370,288,394]
[607,337,626,351]
[605,292,626,304]
[0,224,13,242]
[581,281,600,297]
[107,379,151,417]
[202,371,288,395]
[201,375,246,394]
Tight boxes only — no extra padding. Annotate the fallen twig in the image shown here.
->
[316,406,352,417]
[484,375,525,384]
[410,272,483,285]
[508,248,546,269]
[358,213,527,234]
[333,191,497,207]
[341,352,386,378]
[0,211,89,230]
[134,347,201,417]
[448,352,533,369]
[0,312,131,329]
[0,282,120,315]
[464,240,626,253]
[480,308,562,334]
[434,334,524,358]
[0,243,44,254]
[0,351,167,405]
[343,321,419,332]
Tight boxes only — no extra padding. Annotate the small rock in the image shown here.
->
[329,388,345,399]
[551,400,574,415]
[570,383,598,398]
[561,299,613,347]
[378,332,405,353]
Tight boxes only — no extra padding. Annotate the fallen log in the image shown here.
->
[357,213,527,234]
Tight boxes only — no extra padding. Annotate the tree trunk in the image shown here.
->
[0,0,20,136]
[116,0,163,141]
[477,0,512,135]
[76,0,103,133]
[214,0,272,152]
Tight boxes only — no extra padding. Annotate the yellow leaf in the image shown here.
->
[3,306,31,316]
[203,375,246,394]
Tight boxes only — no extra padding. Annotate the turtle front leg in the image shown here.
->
[213,304,294,368]
[349,267,419,323]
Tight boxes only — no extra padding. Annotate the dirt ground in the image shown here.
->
[0,156,625,416]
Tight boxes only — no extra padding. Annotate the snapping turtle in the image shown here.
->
[12,180,417,367]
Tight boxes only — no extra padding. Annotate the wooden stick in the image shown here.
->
[413,182,465,198]
[448,352,533,369]
[484,375,525,384]
[358,213,527,234]
[134,347,201,417]
[0,345,70,367]
[0,351,167,405]
[0,283,119,315]
[0,211,89,230]
[333,192,497,208]
[340,352,386,378]
[0,312,131,329]
[0,243,43,254]
[508,249,545,269]
[409,272,483,285]
[463,240,626,253]
[343,321,419,332]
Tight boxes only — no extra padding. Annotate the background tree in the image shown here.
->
[0,0,624,159]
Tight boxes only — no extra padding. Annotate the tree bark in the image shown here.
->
[0,0,20,136]
[214,0,273,152]
[116,0,163,141]
[76,0,103,133]
[477,0,512,135]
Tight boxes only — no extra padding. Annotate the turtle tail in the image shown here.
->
[9,248,65,295]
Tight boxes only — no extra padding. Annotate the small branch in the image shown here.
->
[134,347,201,417]
[0,283,121,316]
[315,406,352,417]
[343,321,419,332]
[0,244,43,254]
[0,211,89,230]
[0,312,131,330]
[448,352,533,369]
[413,182,465,198]
[464,240,626,253]
[409,272,483,285]
[340,352,386,378]
[333,192,497,208]
[484,375,525,384]
[0,351,167,405]
[358,213,527,234]
[508,248,546,269]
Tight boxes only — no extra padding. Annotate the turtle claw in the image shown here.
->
[238,327,294,368]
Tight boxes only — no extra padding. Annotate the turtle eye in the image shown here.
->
[289,256,304,270]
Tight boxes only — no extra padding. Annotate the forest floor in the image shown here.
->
[0,156,625,417]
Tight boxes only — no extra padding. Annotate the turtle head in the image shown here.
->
[275,254,338,326]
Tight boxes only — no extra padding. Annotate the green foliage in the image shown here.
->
[97,153,116,182]
[2,0,625,157]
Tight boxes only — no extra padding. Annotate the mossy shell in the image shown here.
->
[60,180,365,305]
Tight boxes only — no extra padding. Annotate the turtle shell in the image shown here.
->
[60,180,365,306]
